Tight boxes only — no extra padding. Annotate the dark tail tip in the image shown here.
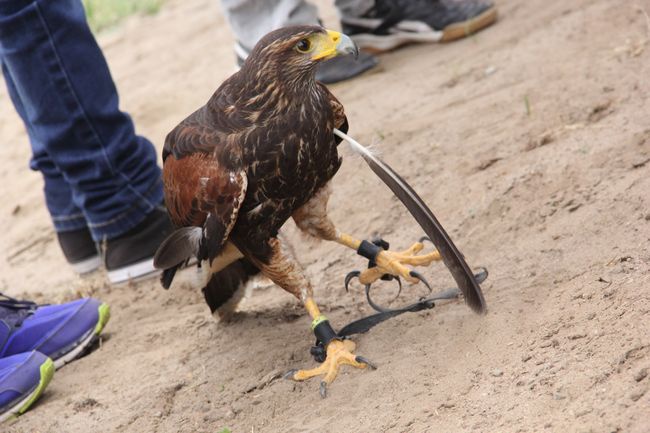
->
[153,227,201,270]
[160,266,179,289]
[202,258,259,313]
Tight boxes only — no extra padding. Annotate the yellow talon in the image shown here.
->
[288,339,375,397]
[358,242,441,285]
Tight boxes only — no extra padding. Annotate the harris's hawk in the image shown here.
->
[154,26,486,396]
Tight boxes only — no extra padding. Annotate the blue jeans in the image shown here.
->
[0,0,163,241]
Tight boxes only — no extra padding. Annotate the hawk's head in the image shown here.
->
[242,26,358,84]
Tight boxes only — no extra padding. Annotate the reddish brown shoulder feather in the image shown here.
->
[163,154,246,229]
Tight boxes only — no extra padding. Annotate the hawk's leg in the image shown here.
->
[337,234,441,285]
[248,237,373,397]
[293,185,442,287]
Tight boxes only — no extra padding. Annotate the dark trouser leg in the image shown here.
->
[0,0,163,242]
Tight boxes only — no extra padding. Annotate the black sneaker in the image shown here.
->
[102,207,175,284]
[56,228,102,275]
[341,0,498,52]
[234,41,379,84]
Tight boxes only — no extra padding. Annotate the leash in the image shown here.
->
[309,238,488,362]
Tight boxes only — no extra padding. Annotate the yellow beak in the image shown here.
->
[312,30,359,61]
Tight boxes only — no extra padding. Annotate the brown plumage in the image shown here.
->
[155,26,486,393]
[154,26,350,312]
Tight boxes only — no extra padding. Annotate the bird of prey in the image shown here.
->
[154,25,486,396]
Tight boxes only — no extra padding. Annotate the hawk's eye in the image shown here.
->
[295,38,312,53]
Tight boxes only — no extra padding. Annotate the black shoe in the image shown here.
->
[57,228,102,275]
[316,52,378,84]
[234,41,379,84]
[102,207,175,284]
[341,0,498,52]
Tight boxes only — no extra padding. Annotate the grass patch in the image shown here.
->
[82,0,165,33]
[523,94,532,117]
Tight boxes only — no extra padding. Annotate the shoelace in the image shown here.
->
[0,292,37,328]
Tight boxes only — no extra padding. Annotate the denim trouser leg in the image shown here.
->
[0,0,163,241]
[2,61,87,232]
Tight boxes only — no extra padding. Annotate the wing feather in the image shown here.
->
[162,154,246,261]
[334,129,487,314]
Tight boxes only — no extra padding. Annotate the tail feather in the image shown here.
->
[160,265,180,290]
[154,227,202,289]
[202,258,259,314]
[154,227,202,269]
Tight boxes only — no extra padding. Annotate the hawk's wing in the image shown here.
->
[155,110,247,272]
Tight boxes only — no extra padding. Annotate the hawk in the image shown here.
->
[154,26,486,396]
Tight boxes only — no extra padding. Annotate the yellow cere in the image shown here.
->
[311,30,343,61]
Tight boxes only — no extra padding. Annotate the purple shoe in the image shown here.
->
[0,294,111,369]
[0,351,54,423]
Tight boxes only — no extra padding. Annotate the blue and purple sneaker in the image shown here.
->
[0,294,110,369]
[0,351,54,423]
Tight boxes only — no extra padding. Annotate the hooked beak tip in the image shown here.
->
[351,44,359,60]
[337,33,359,59]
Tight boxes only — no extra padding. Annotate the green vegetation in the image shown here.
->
[82,0,164,33]
[217,429,232,433]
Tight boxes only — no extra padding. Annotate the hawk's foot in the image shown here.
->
[357,240,441,286]
[285,339,376,398]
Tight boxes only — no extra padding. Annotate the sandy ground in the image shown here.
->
[1,0,650,431]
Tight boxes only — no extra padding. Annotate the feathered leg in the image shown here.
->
[293,185,442,287]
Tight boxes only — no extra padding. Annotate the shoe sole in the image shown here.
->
[440,6,498,42]
[352,6,498,53]
[53,303,111,369]
[106,258,160,285]
[70,255,102,275]
[0,357,54,423]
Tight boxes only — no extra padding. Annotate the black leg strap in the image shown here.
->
[356,240,382,264]
[309,316,340,363]
[356,238,391,270]
[338,269,489,338]
[313,317,338,347]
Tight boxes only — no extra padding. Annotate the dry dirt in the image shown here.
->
[1,0,650,432]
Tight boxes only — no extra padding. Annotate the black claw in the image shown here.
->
[393,276,403,301]
[344,271,361,292]
[283,369,298,381]
[355,355,378,370]
[418,236,432,244]
[364,283,390,313]
[319,381,327,398]
[409,270,432,293]
[364,274,406,313]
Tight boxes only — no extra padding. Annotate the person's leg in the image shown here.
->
[334,0,374,17]
[220,0,319,51]
[2,62,86,232]
[0,0,173,283]
[219,0,378,84]
[0,0,163,242]
[2,61,101,273]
